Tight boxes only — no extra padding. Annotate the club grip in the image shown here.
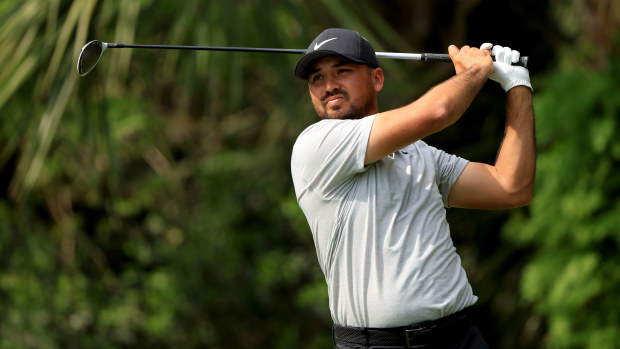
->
[422,53,529,68]
[421,53,452,62]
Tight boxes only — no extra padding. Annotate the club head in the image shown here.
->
[77,40,107,76]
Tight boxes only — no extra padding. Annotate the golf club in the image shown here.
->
[77,40,529,76]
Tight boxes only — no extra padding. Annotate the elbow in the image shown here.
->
[506,185,534,208]
[496,168,536,208]
[405,93,460,136]
[434,103,450,123]
[424,102,452,132]
[512,190,533,207]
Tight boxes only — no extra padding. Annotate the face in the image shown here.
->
[307,56,384,120]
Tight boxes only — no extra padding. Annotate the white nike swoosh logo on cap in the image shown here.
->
[314,37,337,50]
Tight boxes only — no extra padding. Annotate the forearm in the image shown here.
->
[494,86,536,201]
[416,64,490,131]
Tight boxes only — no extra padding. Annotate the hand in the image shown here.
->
[448,45,493,76]
[481,43,532,92]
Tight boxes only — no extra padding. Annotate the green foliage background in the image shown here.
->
[0,0,618,348]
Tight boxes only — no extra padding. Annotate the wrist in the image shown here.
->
[506,86,533,112]
[507,85,532,97]
[461,64,492,87]
[504,79,533,92]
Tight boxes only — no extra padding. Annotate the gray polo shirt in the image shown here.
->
[291,114,477,327]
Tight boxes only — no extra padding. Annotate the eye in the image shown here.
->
[337,68,351,75]
[310,73,324,83]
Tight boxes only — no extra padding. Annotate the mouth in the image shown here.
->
[324,94,346,108]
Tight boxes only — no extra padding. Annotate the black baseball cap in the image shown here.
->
[294,28,379,80]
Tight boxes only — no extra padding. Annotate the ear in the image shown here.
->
[373,68,384,92]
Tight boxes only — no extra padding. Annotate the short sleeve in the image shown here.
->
[427,145,469,207]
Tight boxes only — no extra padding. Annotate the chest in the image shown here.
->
[361,148,443,209]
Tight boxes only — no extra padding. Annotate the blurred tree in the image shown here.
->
[504,1,620,348]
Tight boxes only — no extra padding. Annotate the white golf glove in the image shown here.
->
[480,43,532,92]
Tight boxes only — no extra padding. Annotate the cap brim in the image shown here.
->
[294,50,368,80]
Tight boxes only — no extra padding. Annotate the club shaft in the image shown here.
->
[110,43,427,60]
[109,43,307,54]
[106,43,528,67]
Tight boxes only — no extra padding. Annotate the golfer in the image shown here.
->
[291,28,535,348]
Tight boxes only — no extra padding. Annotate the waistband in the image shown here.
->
[332,306,476,348]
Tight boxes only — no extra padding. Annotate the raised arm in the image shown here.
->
[448,45,536,209]
[364,45,493,165]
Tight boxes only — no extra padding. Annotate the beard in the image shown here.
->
[316,84,376,120]
[320,101,370,120]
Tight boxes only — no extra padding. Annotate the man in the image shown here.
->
[290,28,535,349]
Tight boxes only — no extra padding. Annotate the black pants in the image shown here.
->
[334,325,489,349]
[332,307,489,349]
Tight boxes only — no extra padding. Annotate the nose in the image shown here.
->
[324,74,341,92]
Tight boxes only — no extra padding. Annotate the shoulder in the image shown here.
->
[294,116,376,147]
[301,116,375,133]
[293,120,334,153]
